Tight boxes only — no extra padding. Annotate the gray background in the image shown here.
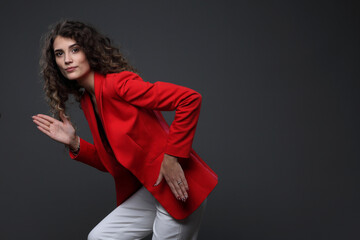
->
[0,0,359,239]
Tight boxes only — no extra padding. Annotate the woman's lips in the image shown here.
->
[65,67,77,72]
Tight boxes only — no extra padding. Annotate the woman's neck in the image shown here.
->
[76,71,95,97]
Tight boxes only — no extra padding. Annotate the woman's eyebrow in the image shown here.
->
[54,43,79,52]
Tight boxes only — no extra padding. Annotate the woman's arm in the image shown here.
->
[69,137,107,172]
[32,112,107,172]
[111,71,202,202]
[111,71,202,159]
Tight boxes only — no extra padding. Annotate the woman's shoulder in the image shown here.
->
[105,71,141,81]
[101,71,143,97]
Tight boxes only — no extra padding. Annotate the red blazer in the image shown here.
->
[69,71,218,219]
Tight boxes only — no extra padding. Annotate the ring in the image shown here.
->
[177,180,183,185]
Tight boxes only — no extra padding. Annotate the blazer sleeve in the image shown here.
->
[69,137,108,172]
[111,71,202,159]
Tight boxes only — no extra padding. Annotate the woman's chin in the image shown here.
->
[64,74,79,81]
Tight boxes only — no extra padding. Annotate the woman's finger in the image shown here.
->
[178,170,189,191]
[33,116,51,127]
[33,119,50,131]
[59,111,69,123]
[178,176,189,200]
[181,175,189,191]
[173,164,188,200]
[36,114,56,123]
[169,174,185,200]
[154,171,163,186]
[37,125,51,137]
[172,177,186,201]
[166,176,182,200]
[167,181,178,199]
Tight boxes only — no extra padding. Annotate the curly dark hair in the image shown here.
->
[39,19,137,118]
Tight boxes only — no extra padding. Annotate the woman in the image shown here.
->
[32,20,218,240]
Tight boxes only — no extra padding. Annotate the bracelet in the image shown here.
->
[70,136,80,154]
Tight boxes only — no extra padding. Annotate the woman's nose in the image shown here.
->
[64,54,73,64]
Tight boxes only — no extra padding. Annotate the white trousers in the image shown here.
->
[88,186,207,240]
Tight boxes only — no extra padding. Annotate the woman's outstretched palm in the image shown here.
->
[32,112,77,145]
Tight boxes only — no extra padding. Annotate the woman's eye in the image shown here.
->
[72,48,79,53]
[55,52,63,57]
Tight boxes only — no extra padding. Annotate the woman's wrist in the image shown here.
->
[163,153,178,163]
[69,135,80,153]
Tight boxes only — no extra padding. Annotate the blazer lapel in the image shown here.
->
[81,93,102,145]
[94,72,105,126]
[81,90,115,174]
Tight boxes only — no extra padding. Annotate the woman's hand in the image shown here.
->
[154,153,189,202]
[32,111,79,150]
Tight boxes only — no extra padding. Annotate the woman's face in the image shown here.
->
[53,36,92,82]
